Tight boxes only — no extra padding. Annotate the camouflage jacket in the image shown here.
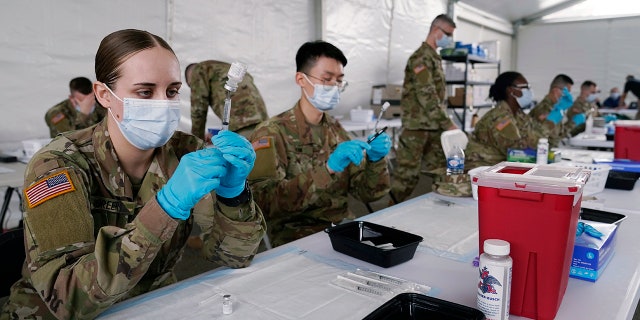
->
[400,42,453,130]
[565,97,598,136]
[247,102,390,247]
[1,120,265,320]
[528,95,562,147]
[466,101,548,169]
[44,99,107,138]
[189,60,268,139]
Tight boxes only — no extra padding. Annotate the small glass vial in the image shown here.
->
[222,294,233,315]
[477,239,512,320]
[536,138,549,165]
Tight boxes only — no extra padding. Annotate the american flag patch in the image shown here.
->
[252,137,271,151]
[24,170,75,208]
[51,113,66,124]
[495,117,512,131]
[413,64,426,74]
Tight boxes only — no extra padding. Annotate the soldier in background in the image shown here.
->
[248,41,391,248]
[465,71,549,169]
[185,60,269,141]
[528,74,574,147]
[390,14,458,204]
[1,29,265,319]
[44,77,107,138]
[565,80,599,136]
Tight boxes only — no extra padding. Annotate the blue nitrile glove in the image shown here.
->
[157,148,228,220]
[557,87,574,111]
[604,114,617,123]
[366,132,391,162]
[327,140,371,172]
[576,221,603,239]
[572,113,586,125]
[212,130,256,198]
[546,108,563,124]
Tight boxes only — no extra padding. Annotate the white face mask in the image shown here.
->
[610,92,621,99]
[586,93,597,103]
[512,88,534,108]
[104,84,181,150]
[302,74,340,111]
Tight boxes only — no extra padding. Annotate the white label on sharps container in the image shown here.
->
[477,263,511,319]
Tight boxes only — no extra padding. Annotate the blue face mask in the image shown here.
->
[436,34,453,48]
[104,84,181,150]
[587,93,597,103]
[302,74,340,111]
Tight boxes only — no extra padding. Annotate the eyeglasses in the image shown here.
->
[511,84,531,90]
[304,73,348,92]
[437,25,453,37]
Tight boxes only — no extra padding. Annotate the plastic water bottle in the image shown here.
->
[585,114,594,134]
[477,239,512,320]
[446,145,465,175]
[536,138,549,165]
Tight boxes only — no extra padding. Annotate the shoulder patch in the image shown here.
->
[413,64,426,74]
[51,112,66,124]
[495,117,512,131]
[24,170,76,208]
[252,136,272,151]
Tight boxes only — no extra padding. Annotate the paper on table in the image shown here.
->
[365,195,479,262]
[0,166,15,174]
[99,249,416,320]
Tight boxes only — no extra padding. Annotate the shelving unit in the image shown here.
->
[442,54,500,133]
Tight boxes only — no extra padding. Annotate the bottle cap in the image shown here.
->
[484,239,510,255]
[539,138,548,143]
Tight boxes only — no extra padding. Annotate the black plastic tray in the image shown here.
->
[363,293,486,320]
[580,208,626,225]
[324,221,422,268]
[605,170,639,190]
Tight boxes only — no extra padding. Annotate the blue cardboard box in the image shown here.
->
[570,220,618,282]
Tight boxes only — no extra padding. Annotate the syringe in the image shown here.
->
[221,62,248,131]
[372,102,390,134]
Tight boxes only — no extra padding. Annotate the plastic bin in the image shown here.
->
[614,120,640,161]
[363,293,486,320]
[552,162,611,196]
[324,221,422,268]
[471,162,589,320]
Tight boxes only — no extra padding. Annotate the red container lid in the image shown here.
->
[471,161,590,204]
[615,120,640,128]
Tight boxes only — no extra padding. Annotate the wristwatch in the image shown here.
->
[217,181,251,207]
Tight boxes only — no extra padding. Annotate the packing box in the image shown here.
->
[570,220,618,282]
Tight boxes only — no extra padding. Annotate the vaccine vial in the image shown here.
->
[477,239,512,320]
[222,294,233,315]
[536,138,549,165]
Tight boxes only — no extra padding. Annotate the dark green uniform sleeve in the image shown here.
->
[190,65,213,140]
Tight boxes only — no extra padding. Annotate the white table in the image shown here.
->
[569,133,614,149]
[99,191,640,320]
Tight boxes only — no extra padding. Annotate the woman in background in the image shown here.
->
[465,71,549,169]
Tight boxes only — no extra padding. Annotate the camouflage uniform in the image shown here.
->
[44,99,107,138]
[565,97,598,136]
[1,120,266,320]
[189,60,269,139]
[466,101,548,169]
[391,42,454,202]
[528,95,562,147]
[247,102,390,247]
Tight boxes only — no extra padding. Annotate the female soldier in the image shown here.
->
[465,71,549,169]
[1,29,265,319]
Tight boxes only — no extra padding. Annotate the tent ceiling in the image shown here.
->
[456,0,640,25]
[456,0,586,24]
